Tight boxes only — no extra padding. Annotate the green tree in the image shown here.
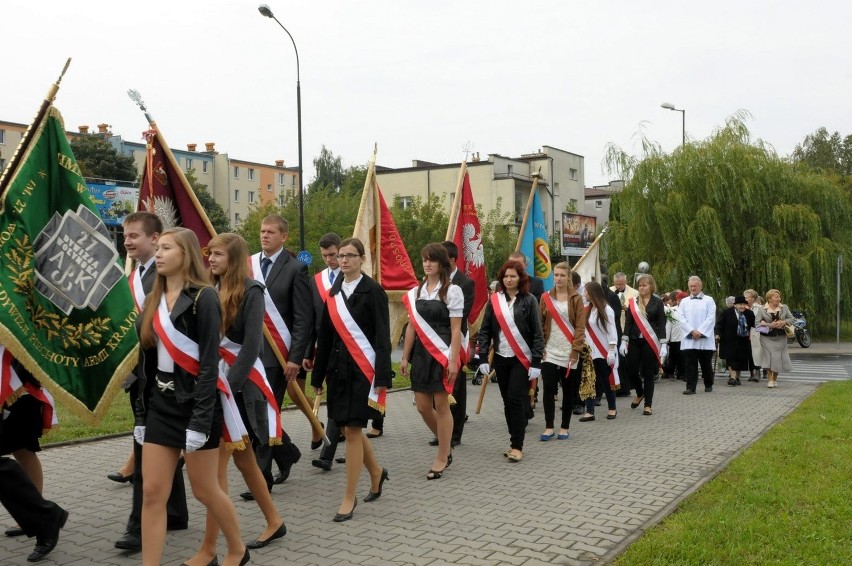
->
[604,114,852,334]
[791,127,852,176]
[70,134,138,182]
[184,169,230,234]
[479,197,518,281]
[307,145,345,194]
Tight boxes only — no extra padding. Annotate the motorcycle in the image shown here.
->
[789,310,811,348]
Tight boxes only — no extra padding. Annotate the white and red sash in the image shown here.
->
[628,297,662,366]
[219,337,282,444]
[0,346,57,430]
[314,270,333,304]
[402,287,460,395]
[491,292,532,370]
[130,266,146,312]
[249,254,292,362]
[153,296,248,447]
[326,291,386,414]
[585,306,621,388]
[541,293,576,344]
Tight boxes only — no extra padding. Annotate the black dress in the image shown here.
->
[311,275,392,428]
[411,299,451,394]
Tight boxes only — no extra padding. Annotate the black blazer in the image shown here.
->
[530,278,545,301]
[477,291,544,368]
[623,295,666,343]
[603,286,624,339]
[135,285,222,436]
[257,250,313,367]
[305,268,337,359]
[715,307,755,360]
[452,269,476,335]
[310,274,393,390]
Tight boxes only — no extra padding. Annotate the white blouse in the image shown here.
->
[587,305,618,360]
[415,281,464,318]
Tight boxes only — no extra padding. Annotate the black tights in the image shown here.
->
[541,361,580,430]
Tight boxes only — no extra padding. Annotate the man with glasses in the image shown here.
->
[243,215,313,500]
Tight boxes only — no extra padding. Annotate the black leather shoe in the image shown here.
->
[240,488,272,501]
[333,500,356,522]
[363,468,389,502]
[311,458,332,471]
[334,457,346,464]
[310,422,326,450]
[705,386,713,392]
[114,530,141,551]
[28,508,67,562]
[450,438,460,448]
[428,437,439,446]
[107,472,134,484]
[246,521,287,549]
[683,390,696,395]
[5,526,25,537]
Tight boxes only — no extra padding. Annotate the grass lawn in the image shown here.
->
[614,380,852,565]
[43,363,409,446]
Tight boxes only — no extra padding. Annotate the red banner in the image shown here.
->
[452,172,488,323]
[377,187,418,290]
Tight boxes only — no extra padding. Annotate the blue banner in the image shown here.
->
[519,190,553,291]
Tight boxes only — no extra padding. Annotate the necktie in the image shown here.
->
[261,257,272,278]
[329,270,335,285]
[691,295,700,299]
[138,265,145,278]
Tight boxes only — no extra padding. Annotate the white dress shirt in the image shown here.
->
[678,292,716,350]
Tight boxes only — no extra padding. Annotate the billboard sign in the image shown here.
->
[561,212,597,256]
[86,182,138,226]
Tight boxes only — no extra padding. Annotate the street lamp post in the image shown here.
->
[259,4,305,252]
[661,102,686,146]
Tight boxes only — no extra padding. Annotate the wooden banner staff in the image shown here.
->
[514,170,542,252]
[444,160,468,241]
[474,348,495,414]
[265,327,330,446]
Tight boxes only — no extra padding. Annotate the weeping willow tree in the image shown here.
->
[605,113,851,334]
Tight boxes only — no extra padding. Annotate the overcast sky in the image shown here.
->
[4,0,849,187]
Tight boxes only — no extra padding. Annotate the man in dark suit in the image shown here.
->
[509,252,545,300]
[244,215,313,498]
[306,233,343,471]
[115,212,187,552]
[443,241,476,446]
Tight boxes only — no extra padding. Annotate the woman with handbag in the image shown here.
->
[755,289,795,388]
[476,259,544,462]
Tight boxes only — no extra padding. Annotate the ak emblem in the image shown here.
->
[32,205,123,314]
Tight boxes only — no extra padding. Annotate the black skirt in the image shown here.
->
[0,395,44,454]
[145,385,223,451]
[410,298,452,394]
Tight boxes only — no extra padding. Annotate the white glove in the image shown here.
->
[528,367,541,380]
[478,363,491,376]
[619,342,629,357]
[185,430,208,453]
[607,350,616,366]
[133,426,145,445]
[660,344,669,362]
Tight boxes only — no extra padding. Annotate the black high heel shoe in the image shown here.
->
[239,546,250,565]
[446,453,453,468]
[363,468,389,502]
[333,500,356,522]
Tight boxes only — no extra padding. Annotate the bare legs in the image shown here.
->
[339,426,382,515]
[414,391,452,471]
[142,443,246,566]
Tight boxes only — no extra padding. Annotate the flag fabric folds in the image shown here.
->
[352,155,418,290]
[518,189,554,291]
[572,230,603,287]
[137,125,216,248]
[0,106,138,422]
[451,172,488,324]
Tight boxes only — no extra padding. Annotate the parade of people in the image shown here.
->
[1,5,848,563]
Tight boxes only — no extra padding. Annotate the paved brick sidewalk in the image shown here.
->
[1,377,819,565]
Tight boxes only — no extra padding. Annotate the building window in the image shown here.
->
[248,168,255,181]
[279,194,286,206]
[507,164,513,176]
[278,172,285,185]
[396,196,413,210]
[570,198,578,210]
[291,175,296,187]
[0,158,6,172]
[234,189,240,202]
[234,212,241,226]
[595,200,603,209]
[185,158,193,171]
[248,191,255,204]
[202,161,208,174]
[449,192,455,205]
[233,166,239,179]
[0,129,5,144]
[569,168,578,180]
[267,183,272,192]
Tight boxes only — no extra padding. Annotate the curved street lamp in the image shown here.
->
[259,4,305,251]
[661,102,686,147]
